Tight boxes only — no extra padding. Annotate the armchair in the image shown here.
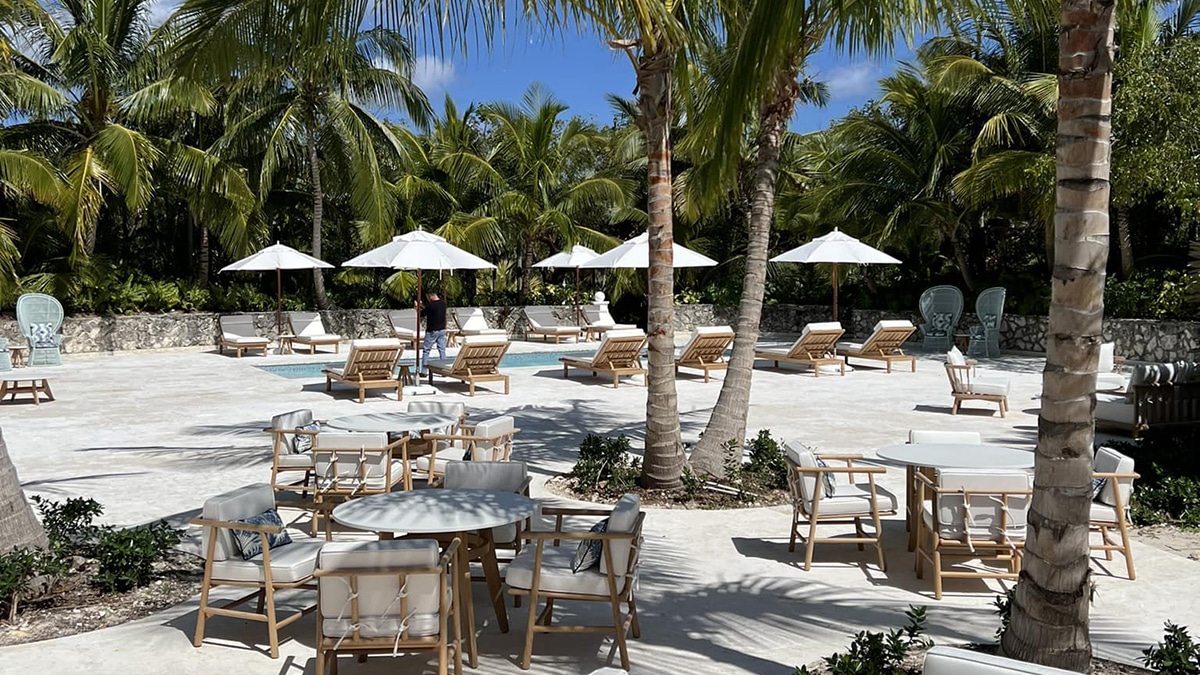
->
[16,293,64,366]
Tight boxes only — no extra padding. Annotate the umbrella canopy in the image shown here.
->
[770,228,901,320]
[533,245,600,326]
[220,242,333,331]
[578,233,718,269]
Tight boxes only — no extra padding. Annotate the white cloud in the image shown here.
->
[824,63,879,101]
[412,55,456,96]
[147,0,182,26]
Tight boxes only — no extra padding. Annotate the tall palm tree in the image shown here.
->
[2,0,254,263]
[0,428,46,554]
[999,0,1116,668]
[174,0,431,309]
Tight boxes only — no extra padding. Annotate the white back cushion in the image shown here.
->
[318,540,441,638]
[291,311,326,337]
[349,338,402,350]
[470,415,515,459]
[454,308,489,331]
[462,335,508,346]
[874,319,915,333]
[605,328,645,340]
[799,321,842,341]
[946,346,967,366]
[783,440,819,504]
[202,484,276,561]
[909,430,982,445]
[1094,446,1135,507]
[934,469,1030,540]
[695,325,733,336]
[443,461,527,491]
[600,493,641,575]
[1098,342,1115,373]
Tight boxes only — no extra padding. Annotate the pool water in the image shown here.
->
[256,350,596,379]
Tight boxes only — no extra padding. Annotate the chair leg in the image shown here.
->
[610,593,630,671]
[628,590,641,638]
[264,583,280,658]
[788,507,799,553]
[192,584,212,648]
[520,593,539,670]
[1116,515,1136,580]
[804,515,819,571]
[854,518,865,551]
[872,507,887,572]
[932,549,943,600]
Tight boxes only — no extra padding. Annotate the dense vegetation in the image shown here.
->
[0,0,1197,320]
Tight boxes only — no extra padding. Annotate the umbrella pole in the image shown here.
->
[275,267,283,334]
[575,267,581,326]
[832,262,839,322]
[416,268,423,376]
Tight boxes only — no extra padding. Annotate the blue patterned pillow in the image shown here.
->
[292,422,321,453]
[981,313,999,329]
[928,312,953,336]
[1092,477,1107,501]
[572,518,608,573]
[29,322,56,348]
[231,509,292,560]
[814,458,837,497]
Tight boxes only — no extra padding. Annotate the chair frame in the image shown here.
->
[675,329,735,382]
[1091,469,1140,580]
[217,314,271,358]
[787,454,892,571]
[945,362,1008,417]
[839,324,917,373]
[913,472,1031,600]
[314,539,462,675]
[190,515,317,658]
[524,307,583,344]
[560,334,647,389]
[311,436,411,537]
[286,312,340,354]
[266,424,322,495]
[968,287,1007,358]
[919,285,964,352]
[322,343,405,403]
[509,506,646,671]
[416,423,521,486]
[755,326,846,377]
[426,340,511,396]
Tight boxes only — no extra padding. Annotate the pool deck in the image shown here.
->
[1,335,1196,675]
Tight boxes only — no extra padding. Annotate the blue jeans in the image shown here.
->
[421,330,447,372]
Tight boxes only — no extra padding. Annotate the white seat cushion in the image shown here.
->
[210,538,323,583]
[505,545,623,596]
[425,358,456,370]
[1095,393,1134,425]
[224,335,268,345]
[1090,501,1120,524]
[294,333,340,342]
[538,326,581,334]
[414,454,464,472]
[971,377,1010,396]
[814,484,898,516]
[924,646,1079,675]
[277,454,314,469]
[1096,373,1126,391]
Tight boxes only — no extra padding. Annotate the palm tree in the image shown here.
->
[436,85,631,302]
[174,0,431,309]
[0,428,46,554]
[2,0,254,263]
[999,0,1116,668]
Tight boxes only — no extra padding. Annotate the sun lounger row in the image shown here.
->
[218,312,343,357]
[755,320,917,376]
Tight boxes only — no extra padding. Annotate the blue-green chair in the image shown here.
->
[0,337,11,371]
[16,293,65,366]
[968,287,1006,358]
[918,285,964,351]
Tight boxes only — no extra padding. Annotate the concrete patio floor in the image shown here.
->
[0,337,1195,675]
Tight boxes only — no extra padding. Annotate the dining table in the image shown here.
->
[875,443,1034,551]
[332,488,536,668]
[324,411,459,434]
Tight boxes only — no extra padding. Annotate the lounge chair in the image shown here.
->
[945,347,1010,417]
[218,314,271,358]
[583,304,636,340]
[836,319,917,373]
[16,292,64,366]
[968,287,1006,357]
[674,325,734,382]
[754,321,845,377]
[321,339,404,403]
[452,307,508,338]
[523,306,583,344]
[426,336,511,396]
[287,311,341,354]
[387,309,421,351]
[919,285,964,351]
[1091,446,1139,580]
[560,329,647,389]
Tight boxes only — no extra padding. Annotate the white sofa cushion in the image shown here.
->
[318,540,442,639]
[505,545,622,596]
[211,539,322,583]
[1095,393,1134,426]
[1093,446,1135,507]
[924,646,1079,675]
[971,376,1010,396]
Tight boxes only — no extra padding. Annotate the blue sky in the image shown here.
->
[410,33,917,134]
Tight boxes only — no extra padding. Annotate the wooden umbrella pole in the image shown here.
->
[415,268,423,375]
[275,267,283,333]
[832,262,839,322]
[574,267,581,326]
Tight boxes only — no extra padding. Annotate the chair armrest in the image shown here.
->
[266,428,322,437]
[813,453,864,461]
[190,516,282,534]
[794,465,885,475]
[423,432,506,442]
[1093,471,1141,480]
[538,505,614,517]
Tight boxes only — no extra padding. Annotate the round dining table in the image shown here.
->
[332,489,537,668]
[324,411,459,434]
[875,443,1034,551]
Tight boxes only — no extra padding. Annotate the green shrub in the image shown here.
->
[142,280,182,312]
[992,589,1015,641]
[31,495,104,557]
[744,429,789,491]
[796,605,931,675]
[1110,428,1200,528]
[1143,622,1200,674]
[1105,269,1194,320]
[0,547,65,620]
[567,434,641,497]
[176,281,211,312]
[93,521,182,593]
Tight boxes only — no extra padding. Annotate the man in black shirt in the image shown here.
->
[420,290,448,372]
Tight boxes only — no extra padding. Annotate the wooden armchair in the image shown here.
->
[266,409,321,495]
[416,415,518,485]
[311,432,409,536]
[1091,446,1140,580]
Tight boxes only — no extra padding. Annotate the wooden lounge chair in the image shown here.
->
[218,314,271,358]
[426,336,511,396]
[945,347,1009,417]
[321,339,404,403]
[452,307,508,338]
[836,319,917,373]
[1091,447,1139,580]
[287,311,341,354]
[560,329,647,389]
[675,325,734,382]
[524,306,582,344]
[387,309,421,351]
[583,304,637,340]
[754,321,845,377]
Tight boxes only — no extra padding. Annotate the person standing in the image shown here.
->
[420,290,448,372]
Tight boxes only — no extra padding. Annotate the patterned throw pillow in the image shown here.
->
[814,457,837,497]
[29,322,56,348]
[231,509,292,560]
[1092,477,1107,501]
[292,422,322,453]
[929,312,953,336]
[571,518,608,573]
[981,313,999,329]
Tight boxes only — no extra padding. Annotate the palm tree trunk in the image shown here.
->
[1001,0,1114,669]
[197,218,210,288]
[949,226,978,292]
[0,428,47,555]
[634,41,683,490]
[519,241,534,305]
[307,126,331,310]
[690,73,799,478]
[1114,205,1134,277]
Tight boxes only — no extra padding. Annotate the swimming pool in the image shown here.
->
[255,350,597,379]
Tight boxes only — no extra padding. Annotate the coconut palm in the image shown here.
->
[174,0,432,309]
[1,0,254,263]
[0,428,46,555]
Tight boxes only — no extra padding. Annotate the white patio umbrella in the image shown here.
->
[533,244,599,325]
[219,242,334,331]
[578,232,719,270]
[343,229,496,373]
[770,228,901,320]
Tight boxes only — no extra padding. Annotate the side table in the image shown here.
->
[9,345,28,367]
[1,375,54,405]
[276,334,295,355]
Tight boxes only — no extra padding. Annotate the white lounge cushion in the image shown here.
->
[1090,501,1120,524]
[1095,392,1134,425]
[350,338,402,349]
[1093,446,1135,507]
[224,335,269,345]
[293,333,340,343]
[604,328,645,340]
[815,484,898,516]
[537,326,582,334]
[210,538,323,583]
[318,540,442,639]
[924,646,1079,675]
[424,358,455,370]
[836,340,864,352]
[908,430,982,445]
[801,321,842,338]
[505,545,623,596]
[970,376,1010,396]
[277,454,314,469]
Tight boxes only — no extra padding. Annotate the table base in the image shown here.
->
[1,378,53,405]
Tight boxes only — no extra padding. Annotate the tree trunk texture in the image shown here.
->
[197,219,210,288]
[1113,205,1134,277]
[307,126,331,310]
[949,226,977,292]
[519,240,534,305]
[0,428,47,555]
[634,41,683,490]
[689,71,800,478]
[1001,1,1115,670]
